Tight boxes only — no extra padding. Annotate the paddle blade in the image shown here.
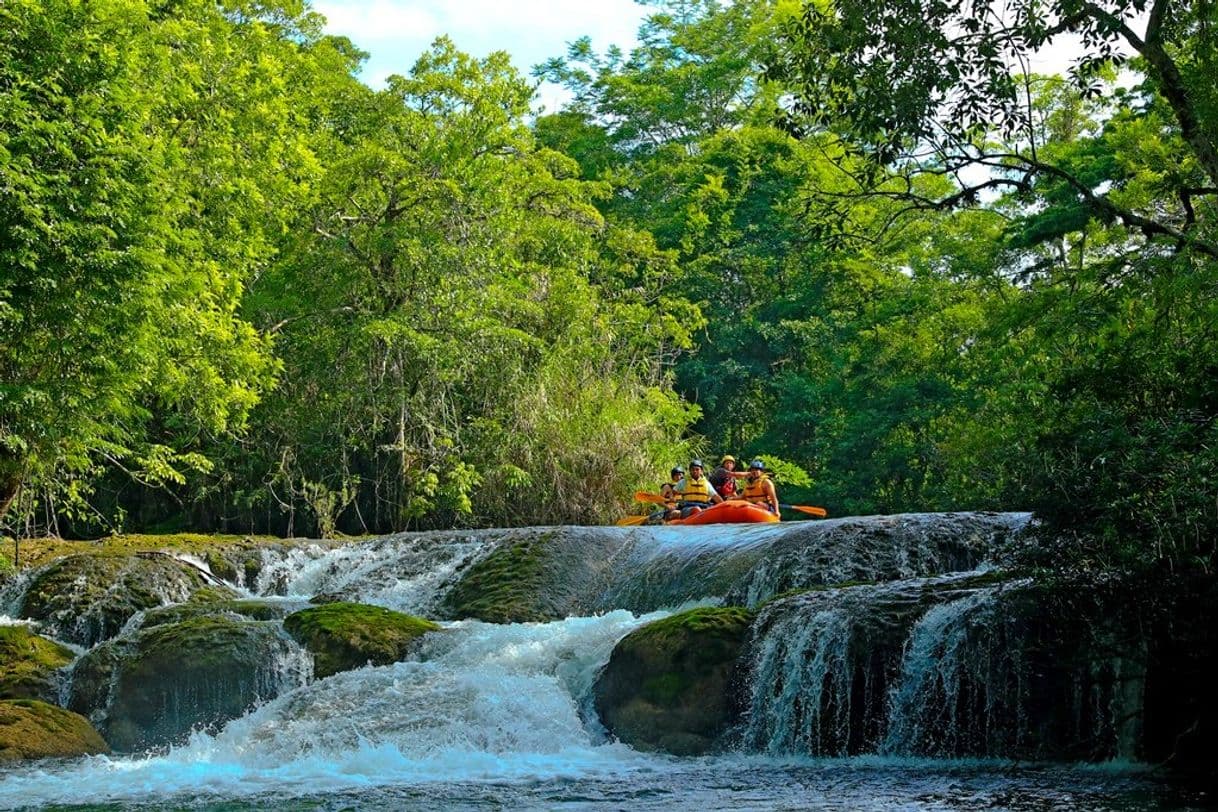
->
[616,515,649,526]
[633,490,668,505]
[787,504,828,518]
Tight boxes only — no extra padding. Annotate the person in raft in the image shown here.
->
[735,458,780,515]
[667,459,724,520]
[660,466,684,506]
[647,466,686,524]
[708,454,742,498]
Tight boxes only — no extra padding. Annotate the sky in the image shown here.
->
[308,1,1142,115]
[310,0,651,112]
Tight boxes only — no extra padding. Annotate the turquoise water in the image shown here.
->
[0,615,1204,811]
[2,758,1202,810]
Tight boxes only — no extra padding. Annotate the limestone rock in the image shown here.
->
[440,527,628,623]
[283,602,439,679]
[0,626,74,702]
[19,554,209,646]
[594,606,753,755]
[68,615,303,752]
[0,699,109,761]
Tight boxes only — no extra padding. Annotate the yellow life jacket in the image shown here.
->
[679,476,713,505]
[742,474,772,505]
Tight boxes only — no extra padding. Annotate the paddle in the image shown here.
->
[615,514,649,526]
[634,490,668,505]
[782,504,828,518]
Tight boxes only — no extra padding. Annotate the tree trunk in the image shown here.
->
[0,450,23,522]
[1135,0,1218,189]
[0,471,20,522]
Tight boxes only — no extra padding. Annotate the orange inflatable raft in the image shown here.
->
[665,500,780,525]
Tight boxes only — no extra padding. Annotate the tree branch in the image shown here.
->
[266,306,357,335]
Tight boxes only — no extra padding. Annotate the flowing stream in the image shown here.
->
[0,515,1204,810]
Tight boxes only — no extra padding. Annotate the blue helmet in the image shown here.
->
[749,458,765,470]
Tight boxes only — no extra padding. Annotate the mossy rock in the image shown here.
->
[19,554,209,647]
[188,584,242,604]
[0,699,109,761]
[283,602,439,679]
[204,551,239,582]
[594,606,754,755]
[0,626,74,702]
[440,533,554,623]
[68,615,301,752]
[8,533,278,575]
[139,598,303,629]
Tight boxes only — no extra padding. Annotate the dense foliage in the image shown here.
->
[2,0,1214,570]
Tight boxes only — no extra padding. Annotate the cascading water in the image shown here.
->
[0,515,1197,811]
[740,573,988,756]
[881,587,1007,756]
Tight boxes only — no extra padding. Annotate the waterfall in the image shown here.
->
[741,597,856,754]
[742,573,1149,761]
[242,512,1031,617]
[880,588,1008,756]
[0,513,1190,811]
[741,574,983,755]
[0,612,662,807]
[250,531,498,613]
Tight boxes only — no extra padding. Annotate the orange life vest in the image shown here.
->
[742,474,772,507]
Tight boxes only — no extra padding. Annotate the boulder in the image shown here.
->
[139,597,302,629]
[68,615,303,752]
[594,606,753,755]
[440,527,628,623]
[19,554,209,646]
[0,626,74,702]
[0,699,109,761]
[440,532,554,623]
[283,602,439,679]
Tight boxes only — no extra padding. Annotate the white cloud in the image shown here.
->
[312,0,647,94]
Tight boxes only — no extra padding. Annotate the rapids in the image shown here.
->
[0,514,1205,810]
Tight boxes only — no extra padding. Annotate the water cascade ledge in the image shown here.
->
[0,512,1212,809]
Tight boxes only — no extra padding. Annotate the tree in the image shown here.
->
[0,0,349,530]
[226,39,696,533]
[766,0,1218,257]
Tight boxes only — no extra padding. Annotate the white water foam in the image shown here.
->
[0,611,668,809]
[251,534,490,615]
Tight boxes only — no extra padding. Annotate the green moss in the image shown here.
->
[627,606,754,647]
[204,551,239,582]
[0,699,109,761]
[441,533,554,623]
[19,554,210,646]
[595,606,756,756]
[134,616,260,671]
[11,533,278,573]
[243,556,262,585]
[187,585,242,604]
[284,602,440,678]
[72,615,294,751]
[141,598,298,629]
[0,627,74,701]
[642,672,691,705]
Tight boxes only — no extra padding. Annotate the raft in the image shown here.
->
[665,500,780,526]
